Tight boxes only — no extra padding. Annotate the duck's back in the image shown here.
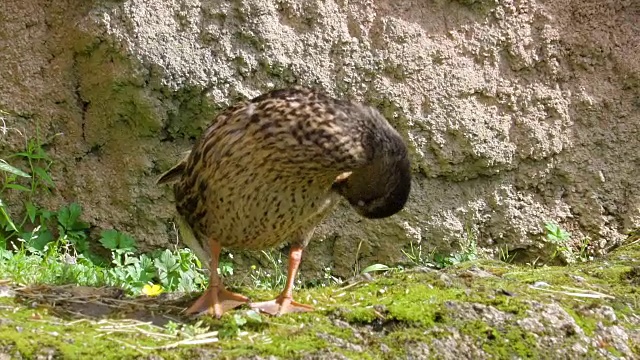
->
[174,87,370,250]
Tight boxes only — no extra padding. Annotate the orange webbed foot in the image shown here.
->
[250,296,314,316]
[185,286,250,318]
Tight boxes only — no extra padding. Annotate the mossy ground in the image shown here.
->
[1,243,638,359]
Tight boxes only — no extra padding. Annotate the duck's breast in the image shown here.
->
[193,167,338,249]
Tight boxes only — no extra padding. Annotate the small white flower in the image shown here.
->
[64,253,77,265]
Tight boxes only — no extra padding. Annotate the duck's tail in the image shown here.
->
[156,151,191,185]
[175,214,211,271]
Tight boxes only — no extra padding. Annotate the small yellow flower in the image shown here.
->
[142,284,164,296]
[250,265,257,270]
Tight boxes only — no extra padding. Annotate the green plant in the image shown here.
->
[153,248,208,293]
[0,128,211,297]
[352,239,364,276]
[545,222,571,244]
[0,129,106,285]
[56,203,91,253]
[219,251,234,277]
[0,203,208,296]
[163,319,212,338]
[350,239,402,279]
[402,239,436,267]
[322,265,342,285]
[360,263,392,274]
[498,246,516,263]
[219,310,263,339]
[100,229,208,294]
[299,265,341,289]
[0,130,57,247]
[249,250,287,290]
[402,229,479,270]
[0,226,106,287]
[99,229,137,252]
[0,209,208,296]
[19,208,56,252]
[442,235,478,267]
[12,134,56,192]
[10,202,92,264]
[0,160,30,240]
[576,237,593,262]
[402,228,478,269]
[544,222,574,262]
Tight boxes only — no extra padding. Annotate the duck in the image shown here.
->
[157,86,411,318]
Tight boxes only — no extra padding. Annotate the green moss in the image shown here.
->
[71,37,224,153]
[382,63,408,81]
[234,30,266,51]
[500,326,541,357]
[220,332,327,357]
[0,305,193,359]
[385,285,455,325]
[386,326,452,343]
[341,307,378,323]
[485,292,529,315]
[165,85,221,139]
[75,40,163,150]
[564,307,598,336]
[458,321,536,358]
[1,244,638,358]
[258,60,298,84]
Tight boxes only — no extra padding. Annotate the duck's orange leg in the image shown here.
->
[186,239,249,318]
[250,245,314,316]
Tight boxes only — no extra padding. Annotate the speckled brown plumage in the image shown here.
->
[158,86,411,317]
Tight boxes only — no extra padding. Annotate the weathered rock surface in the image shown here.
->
[0,0,638,277]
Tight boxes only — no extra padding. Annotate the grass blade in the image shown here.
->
[0,161,29,178]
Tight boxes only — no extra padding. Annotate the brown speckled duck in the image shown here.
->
[157,86,410,318]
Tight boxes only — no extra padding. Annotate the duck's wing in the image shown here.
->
[242,87,374,172]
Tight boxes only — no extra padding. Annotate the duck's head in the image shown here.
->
[331,109,412,219]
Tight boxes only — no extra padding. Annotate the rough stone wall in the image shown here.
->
[0,0,638,277]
